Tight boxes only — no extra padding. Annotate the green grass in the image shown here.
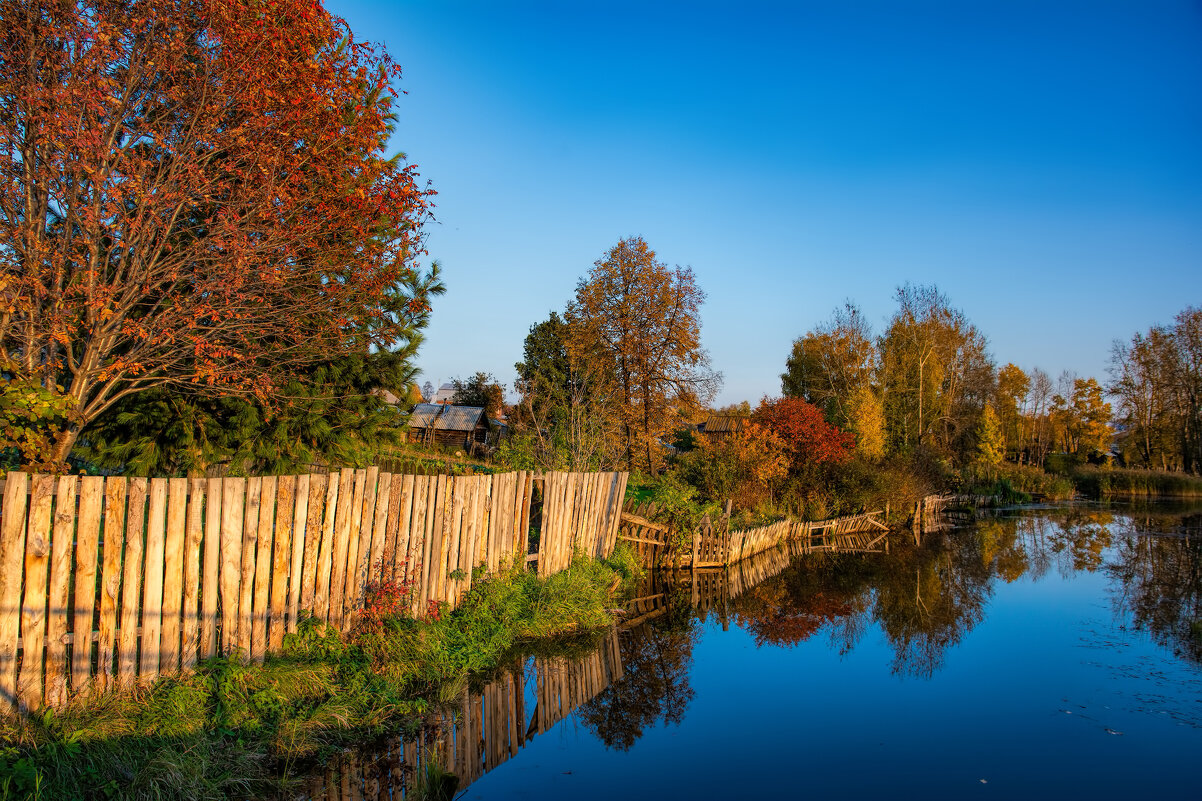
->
[0,553,628,801]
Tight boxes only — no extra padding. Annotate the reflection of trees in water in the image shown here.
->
[731,557,867,649]
[1049,508,1114,573]
[723,505,1202,677]
[576,504,1202,753]
[576,613,699,751]
[1107,530,1202,664]
[872,544,991,678]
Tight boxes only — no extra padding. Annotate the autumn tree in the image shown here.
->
[878,284,994,459]
[994,363,1030,462]
[752,396,855,474]
[1026,367,1055,466]
[974,404,1004,467]
[675,422,787,510]
[0,0,434,468]
[782,302,877,425]
[1110,307,1202,472]
[1050,376,1112,458]
[567,237,719,473]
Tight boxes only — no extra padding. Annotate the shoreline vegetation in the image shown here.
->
[0,548,643,801]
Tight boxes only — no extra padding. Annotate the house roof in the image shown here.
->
[703,415,748,433]
[436,405,486,432]
[407,403,444,428]
[407,403,487,432]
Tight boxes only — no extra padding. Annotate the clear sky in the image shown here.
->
[328,0,1202,405]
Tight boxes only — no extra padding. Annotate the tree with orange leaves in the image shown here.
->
[0,0,434,468]
[567,237,719,473]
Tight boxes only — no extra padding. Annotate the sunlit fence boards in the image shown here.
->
[0,468,628,712]
[537,471,628,575]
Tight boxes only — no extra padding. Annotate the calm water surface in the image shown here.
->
[303,504,1202,800]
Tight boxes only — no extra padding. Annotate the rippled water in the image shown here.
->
[297,503,1202,800]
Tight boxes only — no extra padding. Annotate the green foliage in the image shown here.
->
[449,372,505,420]
[76,264,445,476]
[644,472,720,549]
[602,543,646,590]
[0,378,76,472]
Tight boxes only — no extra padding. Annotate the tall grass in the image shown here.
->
[0,553,628,801]
[1070,466,1202,498]
[960,464,1076,503]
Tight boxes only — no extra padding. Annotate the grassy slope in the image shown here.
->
[0,548,643,801]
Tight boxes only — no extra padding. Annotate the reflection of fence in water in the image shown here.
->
[295,628,622,799]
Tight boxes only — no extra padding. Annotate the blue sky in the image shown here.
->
[329,0,1202,405]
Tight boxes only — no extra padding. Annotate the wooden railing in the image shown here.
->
[617,500,889,569]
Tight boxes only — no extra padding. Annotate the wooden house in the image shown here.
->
[406,403,492,453]
[700,414,748,442]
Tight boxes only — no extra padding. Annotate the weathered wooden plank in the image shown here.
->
[95,477,127,691]
[461,476,484,595]
[410,475,430,616]
[17,475,53,710]
[603,472,621,556]
[384,474,409,582]
[436,475,459,604]
[484,473,502,572]
[562,472,579,571]
[116,478,145,687]
[350,466,380,611]
[301,473,330,616]
[200,477,223,659]
[286,474,309,635]
[68,476,105,695]
[181,478,205,670]
[445,476,466,604]
[219,477,246,656]
[139,478,168,682]
[327,470,356,627]
[269,476,295,652]
[251,476,277,662]
[426,475,448,612]
[577,473,595,555]
[535,473,552,577]
[158,478,188,673]
[366,471,392,589]
[236,477,262,658]
[518,472,533,560]
[0,472,29,708]
[502,472,518,564]
[340,468,369,618]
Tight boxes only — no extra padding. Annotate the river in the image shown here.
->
[294,502,1202,800]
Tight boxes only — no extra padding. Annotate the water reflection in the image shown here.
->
[294,503,1202,799]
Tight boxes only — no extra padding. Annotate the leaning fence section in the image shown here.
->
[0,467,627,712]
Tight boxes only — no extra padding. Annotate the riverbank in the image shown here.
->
[0,549,642,801]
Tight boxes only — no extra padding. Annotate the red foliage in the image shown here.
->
[752,397,855,470]
[354,559,415,634]
[1,0,435,463]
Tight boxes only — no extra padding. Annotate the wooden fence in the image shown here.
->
[617,500,889,569]
[0,468,627,712]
